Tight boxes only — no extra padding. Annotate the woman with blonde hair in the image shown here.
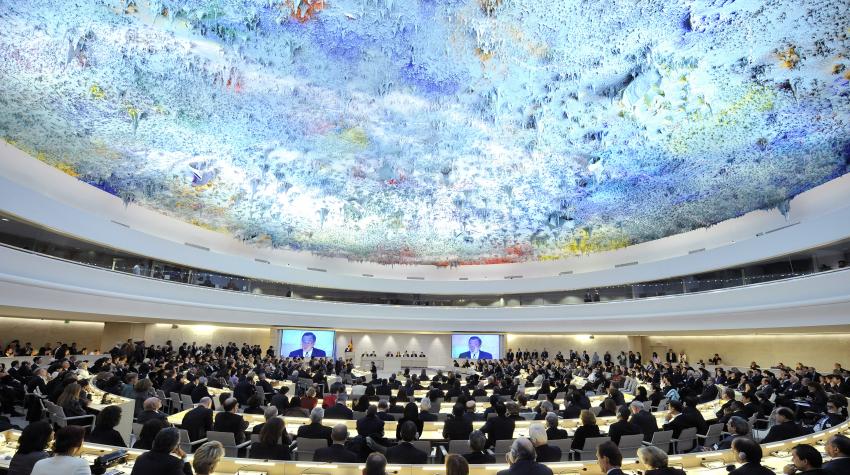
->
[192,440,225,475]
[571,409,601,454]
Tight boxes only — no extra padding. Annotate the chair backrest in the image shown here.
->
[656,398,669,411]
[675,427,698,453]
[643,401,653,412]
[617,434,645,458]
[206,431,237,446]
[436,413,449,422]
[590,406,602,416]
[352,411,366,420]
[581,436,610,452]
[297,438,330,461]
[649,430,673,453]
[493,439,513,458]
[474,396,489,403]
[448,440,469,454]
[548,438,572,461]
[409,440,431,457]
[181,394,194,406]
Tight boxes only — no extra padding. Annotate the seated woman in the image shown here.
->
[31,426,91,475]
[57,383,90,423]
[571,409,601,454]
[191,441,225,475]
[300,388,318,410]
[637,445,686,475]
[249,417,291,460]
[8,421,53,475]
[133,418,168,450]
[598,398,617,418]
[87,405,126,447]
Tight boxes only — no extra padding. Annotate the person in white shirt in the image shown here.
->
[31,425,91,475]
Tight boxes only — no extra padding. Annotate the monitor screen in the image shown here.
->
[280,329,336,359]
[451,334,500,360]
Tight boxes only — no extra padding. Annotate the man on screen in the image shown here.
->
[288,332,326,358]
[459,336,493,360]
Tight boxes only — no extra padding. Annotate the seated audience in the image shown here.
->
[213,397,249,444]
[823,434,850,475]
[571,409,601,453]
[608,406,642,444]
[596,441,625,475]
[30,426,90,475]
[462,430,496,464]
[445,453,470,475]
[313,424,359,463]
[182,397,214,441]
[761,407,806,443]
[133,418,169,450]
[443,403,473,441]
[130,427,192,475]
[252,406,279,435]
[364,452,388,475]
[496,438,553,475]
[637,445,685,475]
[528,422,561,462]
[249,416,291,460]
[480,403,515,449]
[86,405,126,447]
[191,441,224,475]
[545,412,568,440]
[396,402,424,440]
[297,407,332,443]
[8,421,53,475]
[137,397,168,425]
[783,444,823,475]
[729,437,775,475]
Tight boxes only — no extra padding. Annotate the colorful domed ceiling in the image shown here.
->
[1,1,848,266]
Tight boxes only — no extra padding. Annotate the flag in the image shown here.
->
[345,339,353,353]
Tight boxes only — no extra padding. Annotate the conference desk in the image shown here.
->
[1,420,846,475]
[363,357,429,372]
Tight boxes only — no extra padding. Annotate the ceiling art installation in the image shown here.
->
[1,1,849,266]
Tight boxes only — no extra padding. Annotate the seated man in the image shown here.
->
[711,416,749,451]
[462,430,496,464]
[313,424,359,463]
[608,407,641,445]
[297,407,332,444]
[761,407,806,444]
[213,397,249,444]
[529,422,561,463]
[181,397,213,441]
[496,438,553,475]
[252,406,279,435]
[136,397,169,425]
[783,444,824,475]
[824,434,850,475]
[386,420,428,464]
[545,412,569,440]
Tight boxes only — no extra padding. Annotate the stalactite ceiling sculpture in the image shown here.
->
[1,0,848,266]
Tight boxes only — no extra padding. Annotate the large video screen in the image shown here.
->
[280,329,336,359]
[451,334,501,360]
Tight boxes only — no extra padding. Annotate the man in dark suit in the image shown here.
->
[529,423,561,462]
[628,401,658,441]
[252,406,280,435]
[697,379,719,403]
[297,407,333,444]
[595,441,625,475]
[386,421,428,464]
[463,430,496,464]
[313,424,359,463]
[496,438,553,475]
[662,401,695,438]
[190,377,212,403]
[544,413,569,440]
[443,404,473,441]
[376,400,395,421]
[356,405,385,438]
[824,434,850,475]
[458,336,493,360]
[760,407,805,443]
[480,403,515,448]
[288,332,326,358]
[137,397,169,425]
[608,407,642,444]
[325,393,354,420]
[181,397,213,441]
[129,427,193,475]
[213,397,249,444]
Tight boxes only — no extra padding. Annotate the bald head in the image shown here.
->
[198,397,212,408]
[143,397,161,411]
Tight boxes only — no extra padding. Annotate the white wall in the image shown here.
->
[3,140,850,293]
[0,316,105,353]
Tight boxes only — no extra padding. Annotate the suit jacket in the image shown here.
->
[181,406,214,441]
[249,442,291,460]
[442,416,473,441]
[313,444,358,463]
[546,427,569,440]
[824,457,850,475]
[571,424,601,450]
[662,414,694,438]
[87,427,127,447]
[496,459,554,475]
[377,412,395,421]
[481,416,515,448]
[213,411,249,444]
[728,462,777,475]
[534,444,562,462]
[356,414,385,437]
[459,351,493,360]
[190,384,211,403]
[463,451,496,464]
[386,442,428,464]
[608,419,642,444]
[645,468,686,475]
[288,348,326,358]
[297,422,332,443]
[325,403,354,420]
[760,421,805,443]
[137,410,169,425]
[129,451,192,475]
